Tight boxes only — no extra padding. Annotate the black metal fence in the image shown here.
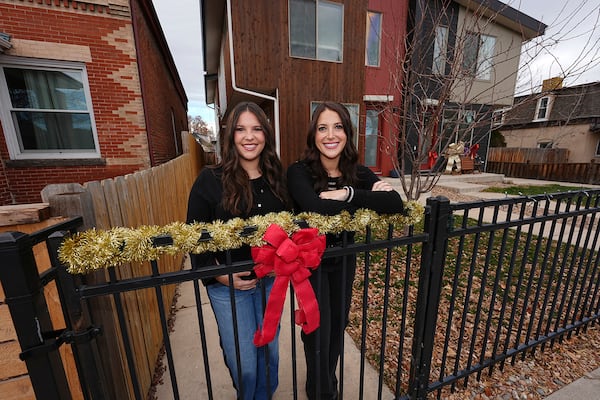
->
[1,191,600,399]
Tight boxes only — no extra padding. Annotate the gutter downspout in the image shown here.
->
[226,0,280,156]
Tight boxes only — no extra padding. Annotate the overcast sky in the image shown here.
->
[152,0,600,128]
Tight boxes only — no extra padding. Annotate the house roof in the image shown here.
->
[453,0,546,40]
[504,81,600,127]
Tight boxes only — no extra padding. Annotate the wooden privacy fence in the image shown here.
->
[21,133,204,399]
[487,147,569,164]
[79,139,201,399]
[487,161,600,185]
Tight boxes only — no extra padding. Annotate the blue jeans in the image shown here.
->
[206,276,279,400]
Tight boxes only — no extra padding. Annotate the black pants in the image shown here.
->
[302,255,356,400]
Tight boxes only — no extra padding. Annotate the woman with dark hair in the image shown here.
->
[287,101,404,400]
[187,101,288,399]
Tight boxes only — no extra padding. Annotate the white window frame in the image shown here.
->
[595,140,600,157]
[289,0,344,63]
[432,26,448,75]
[537,141,553,149]
[310,101,359,148]
[534,95,553,121]
[0,56,100,160]
[365,11,382,67]
[491,107,509,128]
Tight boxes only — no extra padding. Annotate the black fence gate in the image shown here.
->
[2,192,600,399]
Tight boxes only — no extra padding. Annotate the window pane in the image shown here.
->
[441,110,460,147]
[317,1,343,61]
[365,110,378,166]
[537,97,549,119]
[290,0,316,58]
[5,68,87,110]
[462,33,478,74]
[366,12,381,66]
[476,35,495,80]
[13,111,95,151]
[432,26,448,75]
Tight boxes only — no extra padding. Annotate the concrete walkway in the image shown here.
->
[154,172,600,399]
[153,269,392,399]
[544,367,600,399]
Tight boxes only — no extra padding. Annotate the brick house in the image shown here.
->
[0,0,188,205]
[497,79,600,163]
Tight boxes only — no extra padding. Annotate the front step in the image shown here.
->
[436,182,490,194]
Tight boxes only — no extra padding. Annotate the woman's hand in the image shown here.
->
[215,272,257,290]
[372,180,394,192]
[319,188,348,201]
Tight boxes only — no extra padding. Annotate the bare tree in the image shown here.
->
[188,115,213,138]
[371,0,599,201]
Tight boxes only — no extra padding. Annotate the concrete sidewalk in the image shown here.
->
[153,274,392,399]
[544,368,600,400]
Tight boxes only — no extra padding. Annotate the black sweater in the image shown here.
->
[186,166,287,284]
[286,160,404,216]
[287,160,404,268]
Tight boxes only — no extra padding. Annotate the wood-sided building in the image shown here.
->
[201,0,545,176]
[202,0,368,168]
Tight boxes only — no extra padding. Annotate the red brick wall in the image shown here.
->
[130,0,189,166]
[0,1,187,204]
[0,154,11,204]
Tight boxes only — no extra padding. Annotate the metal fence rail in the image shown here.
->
[2,192,600,400]
[422,191,600,398]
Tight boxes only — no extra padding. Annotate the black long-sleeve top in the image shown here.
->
[287,160,404,268]
[286,160,404,216]
[186,166,288,285]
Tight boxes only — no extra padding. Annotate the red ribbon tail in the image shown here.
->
[293,279,320,334]
[253,277,289,347]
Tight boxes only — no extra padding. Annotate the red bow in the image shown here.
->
[251,224,325,347]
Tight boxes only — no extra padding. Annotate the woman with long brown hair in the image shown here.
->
[187,101,288,399]
[287,101,404,400]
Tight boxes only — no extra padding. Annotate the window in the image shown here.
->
[310,101,359,147]
[596,140,600,157]
[289,0,344,62]
[366,11,382,67]
[534,96,552,121]
[491,109,503,127]
[0,57,99,160]
[365,109,379,166]
[537,141,553,149]
[462,32,495,80]
[432,26,448,75]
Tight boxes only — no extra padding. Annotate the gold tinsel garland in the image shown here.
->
[59,201,424,274]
